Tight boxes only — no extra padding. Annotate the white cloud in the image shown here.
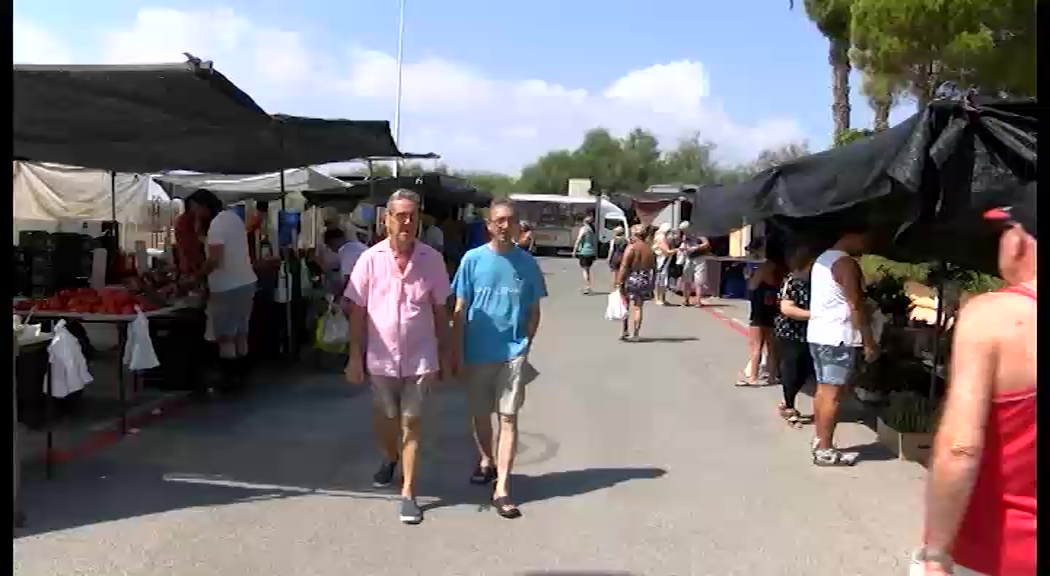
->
[12,6,805,175]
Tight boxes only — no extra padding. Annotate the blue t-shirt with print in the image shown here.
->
[453,244,548,365]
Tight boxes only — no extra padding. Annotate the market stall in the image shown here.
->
[685,94,1036,460]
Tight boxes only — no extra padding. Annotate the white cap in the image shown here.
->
[678,221,691,230]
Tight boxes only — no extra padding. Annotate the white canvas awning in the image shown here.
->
[12,161,155,224]
[155,167,350,204]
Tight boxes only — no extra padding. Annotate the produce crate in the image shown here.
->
[876,417,933,466]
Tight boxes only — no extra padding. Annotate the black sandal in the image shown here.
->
[492,496,522,519]
[469,465,497,485]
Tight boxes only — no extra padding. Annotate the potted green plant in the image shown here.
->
[866,267,916,326]
[877,392,938,465]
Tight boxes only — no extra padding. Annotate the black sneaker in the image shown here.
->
[399,497,423,525]
[372,460,398,488]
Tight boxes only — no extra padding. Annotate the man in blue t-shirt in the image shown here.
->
[451,200,547,520]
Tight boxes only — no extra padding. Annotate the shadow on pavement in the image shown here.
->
[15,369,389,537]
[519,572,640,575]
[631,336,698,344]
[515,467,667,505]
[424,466,667,512]
[843,441,898,464]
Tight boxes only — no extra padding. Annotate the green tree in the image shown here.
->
[792,0,855,141]
[517,150,577,194]
[659,132,720,185]
[454,171,518,199]
[571,128,629,193]
[860,71,906,131]
[850,0,1037,110]
[748,142,811,173]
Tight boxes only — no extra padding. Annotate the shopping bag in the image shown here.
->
[123,307,161,371]
[315,298,349,353]
[604,291,628,321]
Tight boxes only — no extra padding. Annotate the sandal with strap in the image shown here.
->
[469,464,497,485]
[492,496,522,519]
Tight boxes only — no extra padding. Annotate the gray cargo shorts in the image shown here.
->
[463,355,538,417]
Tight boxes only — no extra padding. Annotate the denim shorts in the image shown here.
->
[808,343,859,386]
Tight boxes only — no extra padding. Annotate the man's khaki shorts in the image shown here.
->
[462,355,538,417]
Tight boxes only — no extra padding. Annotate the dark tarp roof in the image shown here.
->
[14,61,274,173]
[13,59,433,174]
[627,184,699,203]
[689,97,1036,273]
[315,173,493,207]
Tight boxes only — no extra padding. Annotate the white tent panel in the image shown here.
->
[12,161,152,225]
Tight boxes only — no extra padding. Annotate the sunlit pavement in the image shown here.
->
[14,258,925,576]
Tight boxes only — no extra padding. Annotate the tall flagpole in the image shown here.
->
[392,0,406,178]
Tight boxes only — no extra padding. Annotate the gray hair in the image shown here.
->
[487,199,517,219]
[387,188,421,208]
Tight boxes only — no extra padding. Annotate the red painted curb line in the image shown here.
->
[701,305,749,338]
[42,393,191,464]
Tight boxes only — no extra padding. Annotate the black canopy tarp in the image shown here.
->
[14,59,434,174]
[689,97,1036,273]
[14,60,274,173]
[324,173,493,207]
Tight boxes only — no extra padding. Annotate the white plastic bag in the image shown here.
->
[48,319,93,398]
[123,307,161,371]
[319,299,349,346]
[604,291,628,321]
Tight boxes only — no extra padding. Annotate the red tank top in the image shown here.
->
[951,284,1037,575]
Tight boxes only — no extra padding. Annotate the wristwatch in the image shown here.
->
[912,547,953,568]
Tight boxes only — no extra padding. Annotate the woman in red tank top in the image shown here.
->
[918,198,1037,576]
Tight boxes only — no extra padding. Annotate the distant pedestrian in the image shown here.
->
[653,223,674,305]
[614,224,656,341]
[572,214,598,294]
[737,258,782,387]
[676,221,711,308]
[774,243,816,426]
[915,193,1036,576]
[344,189,452,525]
[517,220,536,253]
[452,200,547,520]
[607,226,628,290]
[807,226,876,466]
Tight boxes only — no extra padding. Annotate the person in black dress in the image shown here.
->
[774,243,817,425]
[737,258,782,386]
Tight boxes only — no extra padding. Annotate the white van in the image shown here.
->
[509,193,629,256]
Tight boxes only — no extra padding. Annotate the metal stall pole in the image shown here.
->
[368,160,378,243]
[279,170,293,358]
[111,172,129,435]
[929,260,948,399]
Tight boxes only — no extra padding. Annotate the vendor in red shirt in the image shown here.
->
[174,192,208,275]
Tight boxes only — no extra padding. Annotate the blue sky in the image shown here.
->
[14,0,914,174]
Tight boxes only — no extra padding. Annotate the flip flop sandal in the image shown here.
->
[735,374,759,387]
[491,496,522,519]
[469,465,497,485]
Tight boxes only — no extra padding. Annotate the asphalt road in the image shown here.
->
[14,257,925,576]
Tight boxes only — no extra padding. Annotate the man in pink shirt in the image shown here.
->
[345,189,452,525]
